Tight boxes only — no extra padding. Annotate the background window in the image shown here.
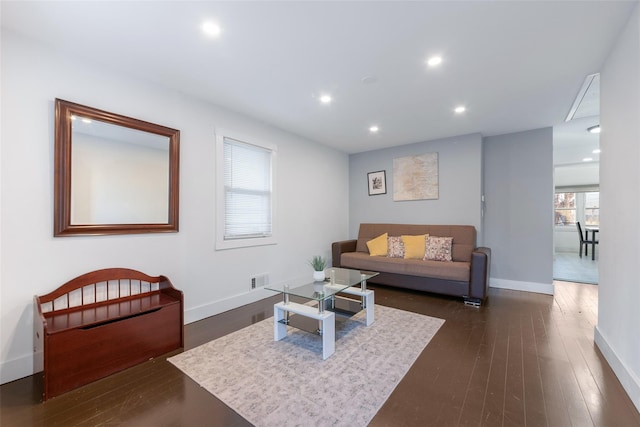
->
[554,191,599,228]
[555,192,576,226]
[584,192,600,226]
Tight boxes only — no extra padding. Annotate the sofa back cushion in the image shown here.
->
[355,223,476,262]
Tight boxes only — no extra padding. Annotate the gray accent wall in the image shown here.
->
[348,133,483,242]
[483,128,554,289]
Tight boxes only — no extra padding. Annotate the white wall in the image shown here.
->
[483,128,554,295]
[554,163,599,187]
[348,133,483,244]
[597,3,640,412]
[0,31,349,383]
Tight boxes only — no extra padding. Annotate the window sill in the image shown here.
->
[215,236,277,250]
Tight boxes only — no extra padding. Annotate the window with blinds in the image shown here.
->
[216,131,276,249]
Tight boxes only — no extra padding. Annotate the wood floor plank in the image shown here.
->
[578,338,640,426]
[503,315,526,426]
[432,320,489,426]
[456,321,497,426]
[522,310,552,427]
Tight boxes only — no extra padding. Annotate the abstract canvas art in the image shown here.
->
[393,153,439,201]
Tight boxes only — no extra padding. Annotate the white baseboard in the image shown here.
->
[594,326,640,413]
[0,353,35,385]
[184,287,274,324]
[490,278,554,295]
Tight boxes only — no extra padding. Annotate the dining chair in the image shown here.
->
[576,221,598,260]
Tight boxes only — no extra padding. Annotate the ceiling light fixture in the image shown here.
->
[319,95,332,104]
[454,106,466,114]
[426,56,442,67]
[587,125,600,134]
[583,157,593,162]
[369,126,379,133]
[202,21,221,37]
[592,149,601,154]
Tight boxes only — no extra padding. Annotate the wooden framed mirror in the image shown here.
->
[54,99,180,236]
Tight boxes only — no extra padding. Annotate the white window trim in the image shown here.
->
[215,129,277,250]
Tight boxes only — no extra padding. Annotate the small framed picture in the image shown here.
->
[367,170,387,196]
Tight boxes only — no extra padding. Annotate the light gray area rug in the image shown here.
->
[169,304,444,427]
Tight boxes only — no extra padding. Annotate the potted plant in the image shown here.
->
[308,255,327,281]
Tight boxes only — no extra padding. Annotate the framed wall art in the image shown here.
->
[367,170,387,196]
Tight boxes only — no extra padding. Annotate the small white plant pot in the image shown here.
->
[313,270,326,282]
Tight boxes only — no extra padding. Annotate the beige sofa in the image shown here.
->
[332,223,491,305]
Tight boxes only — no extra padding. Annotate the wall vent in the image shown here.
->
[251,273,269,289]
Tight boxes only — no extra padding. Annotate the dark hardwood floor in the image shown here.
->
[2,281,639,426]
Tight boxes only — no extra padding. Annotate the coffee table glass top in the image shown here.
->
[265,268,378,302]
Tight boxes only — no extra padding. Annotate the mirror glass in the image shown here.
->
[55,99,180,236]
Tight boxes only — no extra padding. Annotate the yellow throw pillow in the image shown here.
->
[366,233,388,256]
[402,234,427,259]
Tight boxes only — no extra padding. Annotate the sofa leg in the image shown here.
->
[464,297,482,307]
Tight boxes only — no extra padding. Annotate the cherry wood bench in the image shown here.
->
[34,268,184,400]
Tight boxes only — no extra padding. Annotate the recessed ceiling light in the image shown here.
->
[592,149,601,154]
[454,106,466,114]
[583,157,593,162]
[369,126,379,133]
[426,56,442,67]
[320,95,332,104]
[81,118,92,124]
[202,21,221,37]
[587,125,600,134]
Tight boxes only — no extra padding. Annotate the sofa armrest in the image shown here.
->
[331,240,357,268]
[468,247,491,303]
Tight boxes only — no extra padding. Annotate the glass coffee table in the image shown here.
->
[266,267,378,359]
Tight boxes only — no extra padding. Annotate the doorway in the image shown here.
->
[553,191,599,284]
[553,116,600,284]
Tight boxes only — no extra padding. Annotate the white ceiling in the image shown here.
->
[1,1,635,155]
[554,116,600,166]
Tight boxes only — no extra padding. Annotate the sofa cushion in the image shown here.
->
[424,236,453,262]
[366,233,388,256]
[402,235,426,259]
[356,223,476,262]
[387,236,405,258]
[340,252,470,282]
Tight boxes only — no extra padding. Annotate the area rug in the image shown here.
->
[168,304,444,427]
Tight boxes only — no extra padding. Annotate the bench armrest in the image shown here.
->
[331,239,357,268]
[469,247,491,302]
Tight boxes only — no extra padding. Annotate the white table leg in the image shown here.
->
[322,312,335,359]
[274,304,288,341]
[363,290,375,326]
[273,301,336,359]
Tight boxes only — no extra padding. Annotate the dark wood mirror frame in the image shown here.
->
[54,99,180,236]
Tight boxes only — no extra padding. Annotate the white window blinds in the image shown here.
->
[223,137,273,240]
